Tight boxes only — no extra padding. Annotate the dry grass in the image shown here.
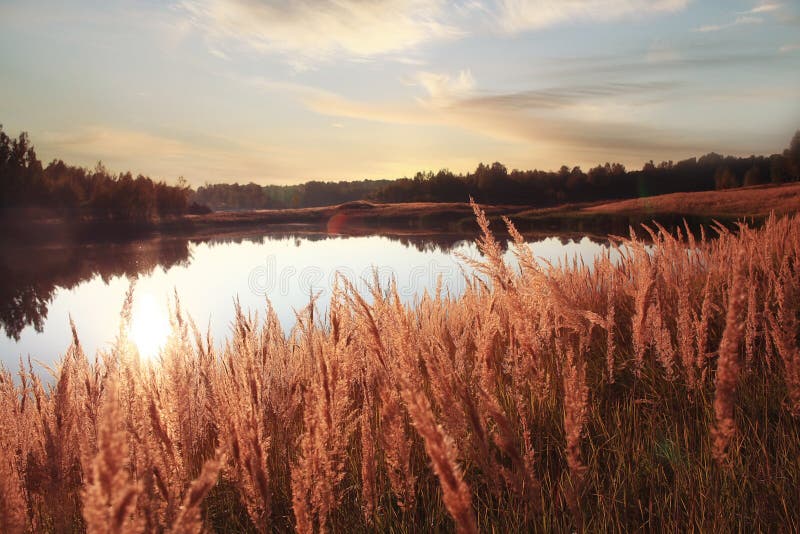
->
[2,205,800,532]
[582,182,800,218]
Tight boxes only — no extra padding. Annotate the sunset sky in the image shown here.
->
[1,0,799,186]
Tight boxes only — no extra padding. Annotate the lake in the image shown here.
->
[0,230,617,372]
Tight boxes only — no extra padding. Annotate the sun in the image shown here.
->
[129,292,171,360]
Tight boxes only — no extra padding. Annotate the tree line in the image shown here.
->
[192,179,393,211]
[193,130,800,209]
[1,126,195,221]
[4,125,799,218]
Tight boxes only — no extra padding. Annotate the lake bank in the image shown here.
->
[4,182,799,246]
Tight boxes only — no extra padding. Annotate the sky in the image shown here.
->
[0,0,799,186]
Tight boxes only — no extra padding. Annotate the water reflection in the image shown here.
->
[0,237,191,340]
[202,230,478,254]
[0,229,612,370]
[129,292,171,360]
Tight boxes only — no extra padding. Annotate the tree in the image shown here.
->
[715,167,739,190]
[771,155,787,184]
[1,127,189,220]
[743,166,762,187]
[786,130,800,180]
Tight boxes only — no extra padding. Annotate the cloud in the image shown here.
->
[646,41,682,63]
[40,126,191,162]
[182,0,694,65]
[207,46,230,60]
[181,0,461,66]
[535,44,795,83]
[697,2,784,33]
[742,2,782,14]
[694,15,762,32]
[416,70,476,104]
[36,125,296,185]
[779,43,800,53]
[460,81,679,111]
[491,0,690,34]
[289,71,698,159]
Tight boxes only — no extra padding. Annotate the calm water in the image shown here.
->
[1,231,614,372]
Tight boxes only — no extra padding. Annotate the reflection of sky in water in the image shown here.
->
[1,234,616,371]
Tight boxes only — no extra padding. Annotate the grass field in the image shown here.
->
[1,204,800,532]
[582,182,800,218]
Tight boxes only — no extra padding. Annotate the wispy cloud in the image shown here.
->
[741,2,782,15]
[207,46,230,60]
[491,0,690,34]
[694,16,762,33]
[416,70,476,104]
[290,70,698,159]
[181,0,694,66]
[697,2,785,32]
[461,81,679,111]
[40,126,191,162]
[779,42,800,53]
[541,45,794,80]
[646,41,682,63]
[181,0,461,68]
[36,125,298,184]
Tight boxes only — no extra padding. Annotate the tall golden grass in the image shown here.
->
[2,205,800,532]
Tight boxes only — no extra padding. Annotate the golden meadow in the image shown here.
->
[2,205,799,533]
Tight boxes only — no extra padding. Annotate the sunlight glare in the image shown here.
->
[129,292,171,360]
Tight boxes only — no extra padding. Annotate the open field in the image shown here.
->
[2,207,799,532]
[509,182,800,235]
[582,182,800,218]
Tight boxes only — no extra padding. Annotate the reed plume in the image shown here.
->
[711,249,748,464]
[4,212,800,532]
[82,376,143,534]
[169,453,223,534]
[562,343,588,514]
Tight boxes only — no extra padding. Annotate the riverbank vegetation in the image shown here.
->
[1,207,799,532]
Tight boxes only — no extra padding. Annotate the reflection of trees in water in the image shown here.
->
[200,230,481,253]
[0,239,191,340]
[0,229,608,342]
[190,229,613,266]
[195,230,475,253]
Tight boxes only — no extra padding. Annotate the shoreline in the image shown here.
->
[3,182,799,246]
